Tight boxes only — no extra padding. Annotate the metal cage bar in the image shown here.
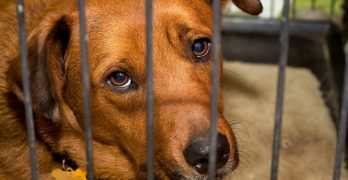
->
[15,1,39,179]
[145,0,155,179]
[270,0,290,180]
[333,45,348,180]
[208,0,221,179]
[77,0,94,179]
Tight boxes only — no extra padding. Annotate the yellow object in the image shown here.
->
[52,167,87,180]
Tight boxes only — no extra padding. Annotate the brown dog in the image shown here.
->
[0,0,262,179]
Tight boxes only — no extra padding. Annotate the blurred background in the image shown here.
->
[225,0,344,21]
[222,0,347,126]
[220,0,348,179]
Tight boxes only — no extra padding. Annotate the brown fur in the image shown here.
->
[0,0,262,179]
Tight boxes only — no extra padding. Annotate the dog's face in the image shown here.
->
[9,0,261,179]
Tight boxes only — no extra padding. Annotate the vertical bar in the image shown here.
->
[77,0,94,179]
[15,1,39,180]
[270,0,290,179]
[270,0,275,19]
[332,44,348,180]
[208,0,220,179]
[145,0,154,179]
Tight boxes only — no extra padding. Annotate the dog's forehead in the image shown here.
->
[85,0,213,26]
[76,0,214,80]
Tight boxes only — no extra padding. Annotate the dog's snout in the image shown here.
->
[183,133,230,174]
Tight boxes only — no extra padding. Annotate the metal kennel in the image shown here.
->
[13,0,348,180]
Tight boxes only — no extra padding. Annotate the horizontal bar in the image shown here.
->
[15,1,39,179]
[77,0,94,179]
[270,0,290,180]
[146,0,154,179]
[208,0,221,179]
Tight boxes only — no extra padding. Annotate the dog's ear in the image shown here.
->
[8,15,71,123]
[231,0,262,15]
[219,0,262,15]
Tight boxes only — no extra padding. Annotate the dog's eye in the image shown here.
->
[109,71,131,87]
[107,71,133,91]
[192,38,211,60]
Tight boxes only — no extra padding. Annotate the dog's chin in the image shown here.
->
[155,161,237,180]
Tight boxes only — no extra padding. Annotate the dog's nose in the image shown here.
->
[183,133,230,174]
